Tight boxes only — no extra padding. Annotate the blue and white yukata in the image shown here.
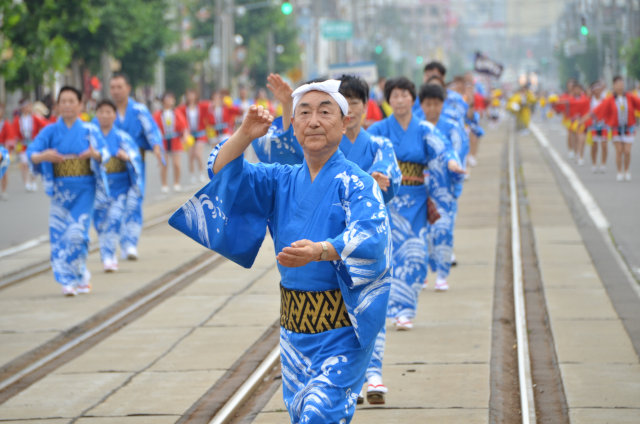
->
[368,115,454,320]
[426,116,467,281]
[251,117,304,165]
[466,110,485,139]
[27,119,110,288]
[0,145,9,179]
[92,123,144,265]
[113,97,163,254]
[170,145,392,424]
[251,118,402,386]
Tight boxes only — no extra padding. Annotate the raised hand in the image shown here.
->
[238,105,274,140]
[267,73,293,130]
[212,105,274,174]
[266,73,293,106]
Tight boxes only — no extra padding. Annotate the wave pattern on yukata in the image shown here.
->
[50,201,90,285]
[280,330,352,423]
[180,193,228,249]
[366,325,386,379]
[386,197,428,319]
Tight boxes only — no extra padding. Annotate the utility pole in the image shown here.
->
[267,30,275,75]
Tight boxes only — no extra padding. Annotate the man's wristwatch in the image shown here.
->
[319,241,329,261]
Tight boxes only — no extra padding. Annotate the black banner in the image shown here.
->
[474,51,504,78]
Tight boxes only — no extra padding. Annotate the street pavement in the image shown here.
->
[532,117,640,281]
[0,121,638,423]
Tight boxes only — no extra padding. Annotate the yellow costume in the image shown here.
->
[507,90,537,130]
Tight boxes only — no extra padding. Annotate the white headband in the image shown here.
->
[291,79,349,116]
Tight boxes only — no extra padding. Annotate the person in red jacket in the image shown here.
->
[13,99,49,191]
[566,84,591,165]
[0,103,16,199]
[153,92,188,192]
[205,90,242,144]
[552,79,577,158]
[591,76,640,181]
[177,89,209,184]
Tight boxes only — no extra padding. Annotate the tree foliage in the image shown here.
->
[0,0,99,91]
[0,0,175,92]
[625,37,640,82]
[165,49,206,98]
[234,7,300,87]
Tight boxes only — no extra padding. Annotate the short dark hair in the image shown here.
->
[418,83,445,103]
[339,74,369,104]
[384,77,416,103]
[96,99,117,112]
[423,61,447,77]
[613,75,623,84]
[111,72,130,85]
[161,91,175,101]
[57,86,82,103]
[426,75,446,88]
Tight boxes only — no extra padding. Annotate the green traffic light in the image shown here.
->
[581,25,589,36]
[416,56,424,65]
[281,2,292,15]
[375,45,383,55]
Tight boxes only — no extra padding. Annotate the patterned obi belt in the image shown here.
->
[398,161,426,186]
[280,284,352,334]
[104,157,127,174]
[53,158,91,178]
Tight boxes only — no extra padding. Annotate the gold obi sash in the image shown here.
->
[104,157,127,174]
[398,160,426,186]
[53,158,92,178]
[280,285,352,334]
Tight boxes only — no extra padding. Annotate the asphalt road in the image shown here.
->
[532,116,640,281]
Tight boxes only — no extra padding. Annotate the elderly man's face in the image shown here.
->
[292,91,349,154]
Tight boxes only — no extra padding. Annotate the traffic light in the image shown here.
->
[416,55,424,65]
[580,16,589,36]
[375,45,383,55]
[281,2,292,15]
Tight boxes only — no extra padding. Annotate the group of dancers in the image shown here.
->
[549,76,639,181]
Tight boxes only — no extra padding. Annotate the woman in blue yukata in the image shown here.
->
[170,80,392,423]
[368,77,466,330]
[28,86,109,296]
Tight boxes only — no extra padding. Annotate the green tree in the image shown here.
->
[0,0,98,92]
[625,37,640,82]
[234,6,300,87]
[74,0,175,88]
[165,49,206,98]
[575,36,600,84]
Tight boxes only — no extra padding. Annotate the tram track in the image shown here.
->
[491,122,570,423]
[0,250,224,404]
[0,196,284,422]
[0,208,177,291]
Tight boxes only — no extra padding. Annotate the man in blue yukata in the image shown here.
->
[110,73,163,261]
[170,80,392,423]
[251,74,402,407]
